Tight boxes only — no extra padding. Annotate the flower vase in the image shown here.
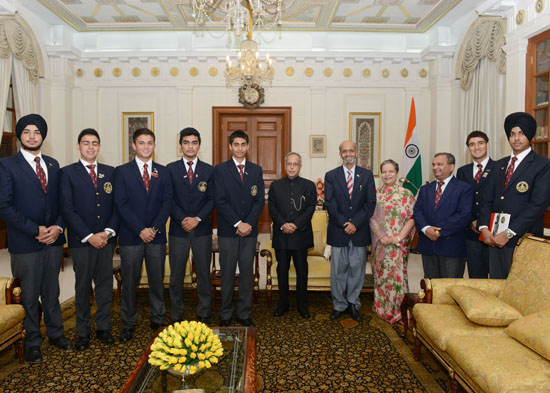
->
[168,365,191,388]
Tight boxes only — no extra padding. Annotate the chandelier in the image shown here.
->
[223,1,275,88]
[191,0,285,36]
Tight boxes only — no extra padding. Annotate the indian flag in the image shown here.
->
[402,98,422,195]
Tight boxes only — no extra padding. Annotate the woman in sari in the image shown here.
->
[370,159,416,324]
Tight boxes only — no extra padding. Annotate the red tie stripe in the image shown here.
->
[143,163,150,193]
[434,181,444,207]
[474,163,483,185]
[187,161,194,184]
[87,164,97,188]
[504,157,517,188]
[237,164,244,183]
[34,157,47,193]
[346,170,353,198]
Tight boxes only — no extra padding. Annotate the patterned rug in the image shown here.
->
[0,291,449,392]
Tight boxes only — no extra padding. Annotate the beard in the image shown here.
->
[21,140,43,152]
[343,156,356,165]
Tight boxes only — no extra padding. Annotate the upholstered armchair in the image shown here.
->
[0,277,25,363]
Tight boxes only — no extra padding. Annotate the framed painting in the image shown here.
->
[122,112,154,162]
[309,135,326,158]
[349,112,381,176]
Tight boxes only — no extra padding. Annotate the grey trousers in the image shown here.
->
[11,246,64,350]
[422,254,465,279]
[71,244,114,337]
[119,243,166,328]
[218,236,256,321]
[330,241,367,311]
[169,234,212,321]
[465,239,489,278]
[488,246,515,279]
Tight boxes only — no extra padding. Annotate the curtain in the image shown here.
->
[0,54,12,142]
[457,17,507,162]
[459,56,506,160]
[12,57,38,116]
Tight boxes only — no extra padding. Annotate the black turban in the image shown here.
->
[504,112,536,141]
[15,114,48,140]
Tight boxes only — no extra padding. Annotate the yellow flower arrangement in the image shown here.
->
[148,321,223,374]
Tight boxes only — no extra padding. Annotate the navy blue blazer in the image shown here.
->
[0,151,65,254]
[457,159,496,241]
[324,166,376,248]
[114,160,173,246]
[478,151,550,248]
[414,176,473,258]
[59,162,119,248]
[167,159,215,238]
[214,159,265,238]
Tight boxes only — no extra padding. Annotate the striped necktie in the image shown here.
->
[346,170,353,198]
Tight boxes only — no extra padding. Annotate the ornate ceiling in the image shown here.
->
[35,0,462,32]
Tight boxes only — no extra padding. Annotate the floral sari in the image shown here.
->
[369,184,416,324]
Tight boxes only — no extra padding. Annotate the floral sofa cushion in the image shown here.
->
[499,237,550,316]
[0,304,24,333]
[412,304,507,351]
[446,285,522,326]
[446,335,550,393]
[506,310,550,361]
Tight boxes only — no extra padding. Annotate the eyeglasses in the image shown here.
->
[285,162,301,167]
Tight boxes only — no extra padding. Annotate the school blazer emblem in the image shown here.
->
[251,185,258,196]
[198,181,207,192]
[104,182,113,194]
[516,181,529,193]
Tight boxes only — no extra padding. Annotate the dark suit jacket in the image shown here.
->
[268,176,317,250]
[167,159,215,238]
[59,162,119,248]
[0,151,65,254]
[478,150,550,248]
[457,159,496,241]
[114,160,173,246]
[324,166,376,247]
[214,159,265,238]
[414,176,473,258]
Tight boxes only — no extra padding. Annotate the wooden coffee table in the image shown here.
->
[120,326,257,393]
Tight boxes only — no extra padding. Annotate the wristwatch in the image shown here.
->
[505,229,514,239]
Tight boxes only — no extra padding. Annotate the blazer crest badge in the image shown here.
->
[104,182,113,194]
[251,185,258,196]
[516,181,529,193]
[198,181,207,192]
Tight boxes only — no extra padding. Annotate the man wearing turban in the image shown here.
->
[478,112,550,278]
[0,114,73,363]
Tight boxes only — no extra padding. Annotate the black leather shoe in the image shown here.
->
[25,347,43,364]
[299,311,311,319]
[96,330,115,345]
[236,318,255,327]
[330,310,345,320]
[75,336,90,351]
[348,305,363,322]
[219,319,231,327]
[150,322,164,331]
[197,316,211,325]
[49,335,73,350]
[273,307,288,317]
[119,327,134,343]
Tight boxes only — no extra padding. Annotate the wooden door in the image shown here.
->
[213,107,291,233]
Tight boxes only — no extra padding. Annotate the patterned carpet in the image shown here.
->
[0,290,449,392]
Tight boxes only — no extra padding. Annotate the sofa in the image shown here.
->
[407,234,550,393]
[260,209,374,305]
[0,277,25,363]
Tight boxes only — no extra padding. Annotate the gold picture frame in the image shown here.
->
[309,135,326,158]
[122,112,154,162]
[349,112,381,176]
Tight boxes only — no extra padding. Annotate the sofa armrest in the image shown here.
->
[0,278,22,305]
[422,278,506,305]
